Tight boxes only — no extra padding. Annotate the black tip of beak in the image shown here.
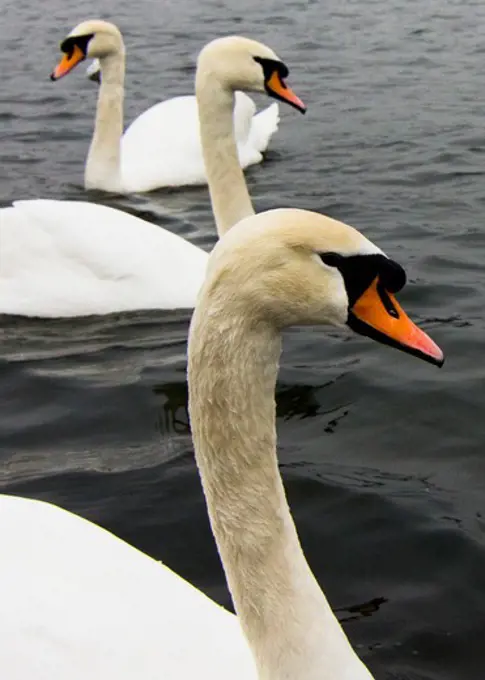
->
[284,98,307,115]
[433,354,445,368]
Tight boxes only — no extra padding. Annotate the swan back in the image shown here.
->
[0,200,207,316]
[0,494,257,679]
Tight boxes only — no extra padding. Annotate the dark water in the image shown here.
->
[2,0,485,677]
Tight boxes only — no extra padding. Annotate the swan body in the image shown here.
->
[1,209,443,677]
[51,21,280,194]
[0,200,207,317]
[119,92,279,191]
[0,494,256,679]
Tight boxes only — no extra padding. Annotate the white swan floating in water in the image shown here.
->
[0,200,207,317]
[0,32,305,318]
[50,20,282,193]
[0,208,443,678]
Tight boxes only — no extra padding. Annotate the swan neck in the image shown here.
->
[85,51,124,192]
[196,73,254,236]
[188,303,367,679]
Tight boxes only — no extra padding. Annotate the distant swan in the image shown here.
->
[0,33,304,317]
[50,20,282,194]
[0,208,443,677]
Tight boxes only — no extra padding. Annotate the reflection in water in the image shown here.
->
[336,596,388,624]
[153,382,190,435]
[153,380,352,436]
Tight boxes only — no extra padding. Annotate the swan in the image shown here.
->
[0,34,304,317]
[50,20,284,193]
[0,200,208,317]
[85,55,280,188]
[0,208,444,678]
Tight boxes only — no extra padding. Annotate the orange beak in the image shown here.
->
[347,277,444,367]
[50,44,85,81]
[265,70,306,113]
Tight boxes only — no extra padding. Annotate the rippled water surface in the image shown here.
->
[2,0,485,677]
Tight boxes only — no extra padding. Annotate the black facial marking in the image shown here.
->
[253,56,289,80]
[252,56,305,112]
[60,34,94,59]
[319,253,406,309]
[320,252,442,368]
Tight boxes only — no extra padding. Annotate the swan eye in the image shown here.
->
[318,253,407,307]
[60,34,94,58]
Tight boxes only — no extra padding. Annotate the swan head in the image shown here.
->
[197,36,306,113]
[201,208,444,367]
[50,20,123,81]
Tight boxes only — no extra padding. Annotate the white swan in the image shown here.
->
[50,20,282,193]
[0,34,304,318]
[0,208,444,678]
[0,200,207,317]
[85,56,280,188]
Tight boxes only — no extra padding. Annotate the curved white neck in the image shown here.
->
[188,305,372,679]
[84,52,124,192]
[196,73,255,236]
